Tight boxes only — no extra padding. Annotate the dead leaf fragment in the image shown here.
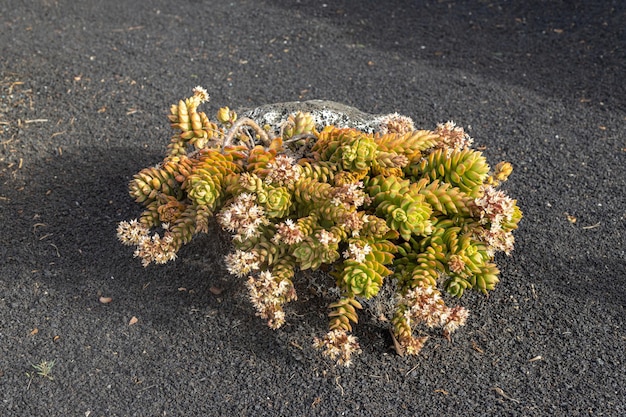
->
[129,316,138,326]
[471,340,484,353]
[99,296,113,304]
[389,329,405,357]
[493,387,520,403]
[209,286,223,295]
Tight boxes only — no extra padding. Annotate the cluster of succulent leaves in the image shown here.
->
[121,88,522,363]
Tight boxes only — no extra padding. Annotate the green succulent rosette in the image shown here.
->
[336,260,384,299]
[256,185,292,218]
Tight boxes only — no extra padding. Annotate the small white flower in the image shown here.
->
[224,250,260,277]
[273,219,304,245]
[316,230,338,247]
[192,86,209,103]
[265,155,302,186]
[343,242,372,263]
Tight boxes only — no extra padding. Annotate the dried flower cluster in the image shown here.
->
[392,284,470,354]
[117,219,177,266]
[246,270,296,329]
[118,88,522,366]
[313,330,362,367]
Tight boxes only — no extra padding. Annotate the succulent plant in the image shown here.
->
[118,88,522,366]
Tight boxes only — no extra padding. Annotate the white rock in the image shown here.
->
[240,100,404,134]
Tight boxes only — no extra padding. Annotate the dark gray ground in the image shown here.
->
[1,1,625,416]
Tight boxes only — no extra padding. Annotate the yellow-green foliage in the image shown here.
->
[118,88,522,366]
